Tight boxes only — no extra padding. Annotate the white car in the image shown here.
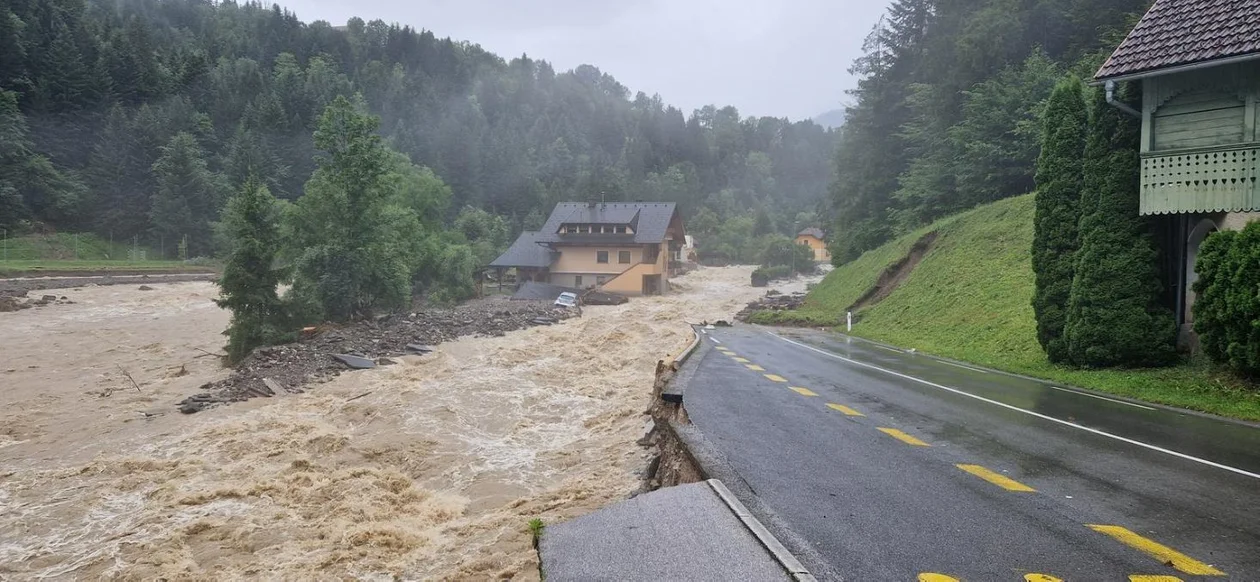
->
[554,292,579,308]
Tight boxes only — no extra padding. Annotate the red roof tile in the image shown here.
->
[1095,0,1260,80]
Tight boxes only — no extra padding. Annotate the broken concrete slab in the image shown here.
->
[262,378,284,395]
[405,343,435,353]
[539,480,797,581]
[331,353,376,369]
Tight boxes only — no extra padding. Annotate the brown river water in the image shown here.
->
[0,266,810,580]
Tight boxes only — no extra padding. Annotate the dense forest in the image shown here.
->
[827,0,1153,263]
[0,0,836,260]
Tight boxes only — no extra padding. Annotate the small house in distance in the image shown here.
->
[490,202,686,296]
[1094,0,1260,343]
[795,228,831,262]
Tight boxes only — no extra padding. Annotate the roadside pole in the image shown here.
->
[847,311,852,332]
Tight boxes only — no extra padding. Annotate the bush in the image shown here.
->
[1193,223,1260,376]
[759,235,815,274]
[752,265,793,286]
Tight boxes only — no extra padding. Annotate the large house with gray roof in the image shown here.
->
[1094,0,1260,344]
[489,202,686,296]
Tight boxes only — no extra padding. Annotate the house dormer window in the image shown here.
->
[559,223,633,235]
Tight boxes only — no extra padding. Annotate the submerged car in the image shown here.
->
[554,292,579,308]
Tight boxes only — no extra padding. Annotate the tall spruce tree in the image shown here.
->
[1031,77,1086,363]
[287,95,412,321]
[216,175,288,362]
[1064,87,1176,367]
[150,132,227,257]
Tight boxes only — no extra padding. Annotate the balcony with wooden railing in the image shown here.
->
[1140,145,1260,215]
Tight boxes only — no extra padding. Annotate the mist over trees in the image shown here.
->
[0,0,836,255]
[826,0,1151,263]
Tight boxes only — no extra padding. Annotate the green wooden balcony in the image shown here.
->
[1140,145,1260,215]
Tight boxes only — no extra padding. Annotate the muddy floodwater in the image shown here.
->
[0,266,801,580]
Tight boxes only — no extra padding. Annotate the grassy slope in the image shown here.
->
[758,194,1260,421]
[0,233,212,276]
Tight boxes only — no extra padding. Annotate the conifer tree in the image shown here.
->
[216,175,288,362]
[1031,77,1086,363]
[1064,87,1176,367]
[150,132,226,257]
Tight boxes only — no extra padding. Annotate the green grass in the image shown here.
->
[0,260,204,276]
[0,232,217,276]
[755,194,1260,421]
[3,232,137,261]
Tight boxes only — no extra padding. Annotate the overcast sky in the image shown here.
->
[279,0,890,121]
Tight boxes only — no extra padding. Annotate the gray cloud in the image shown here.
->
[282,0,889,120]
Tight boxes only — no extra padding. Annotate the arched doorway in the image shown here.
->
[1184,218,1218,324]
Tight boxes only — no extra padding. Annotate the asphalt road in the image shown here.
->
[684,325,1260,581]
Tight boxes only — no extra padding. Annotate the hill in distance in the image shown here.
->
[812,109,846,129]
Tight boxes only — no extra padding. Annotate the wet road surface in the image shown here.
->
[684,324,1260,581]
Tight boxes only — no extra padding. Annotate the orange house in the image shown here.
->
[795,228,830,262]
[490,202,686,296]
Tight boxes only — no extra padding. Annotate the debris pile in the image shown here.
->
[177,299,574,413]
[736,291,806,321]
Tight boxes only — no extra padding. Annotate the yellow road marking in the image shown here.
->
[732,357,751,363]
[1129,576,1184,582]
[878,427,930,446]
[826,403,864,416]
[1025,575,1064,582]
[789,387,817,397]
[918,575,959,582]
[746,364,765,371]
[877,427,931,446]
[956,464,1036,492]
[1087,525,1225,576]
[717,348,733,353]
[764,373,787,382]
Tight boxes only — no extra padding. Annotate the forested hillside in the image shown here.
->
[0,0,835,257]
[827,0,1152,263]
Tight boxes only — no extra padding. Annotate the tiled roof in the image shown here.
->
[488,231,554,268]
[537,202,679,245]
[491,202,681,268]
[797,227,825,239]
[1095,0,1260,80]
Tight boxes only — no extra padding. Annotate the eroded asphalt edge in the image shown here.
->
[675,327,837,581]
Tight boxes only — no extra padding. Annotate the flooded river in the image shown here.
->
[0,267,785,579]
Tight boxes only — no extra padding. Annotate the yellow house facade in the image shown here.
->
[490,202,685,296]
[795,228,830,262]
